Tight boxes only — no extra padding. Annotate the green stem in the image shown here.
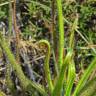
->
[56,0,64,70]
[38,40,53,94]
[52,50,73,96]
[51,0,59,76]
[5,1,16,95]
[6,62,16,95]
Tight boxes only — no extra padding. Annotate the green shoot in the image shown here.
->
[37,40,53,94]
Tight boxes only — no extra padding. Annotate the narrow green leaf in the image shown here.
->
[56,0,64,70]
[52,50,73,96]
[65,60,76,96]
[73,57,96,96]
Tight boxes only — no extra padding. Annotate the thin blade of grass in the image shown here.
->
[73,57,96,96]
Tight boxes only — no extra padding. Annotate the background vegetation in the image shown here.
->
[0,0,96,96]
